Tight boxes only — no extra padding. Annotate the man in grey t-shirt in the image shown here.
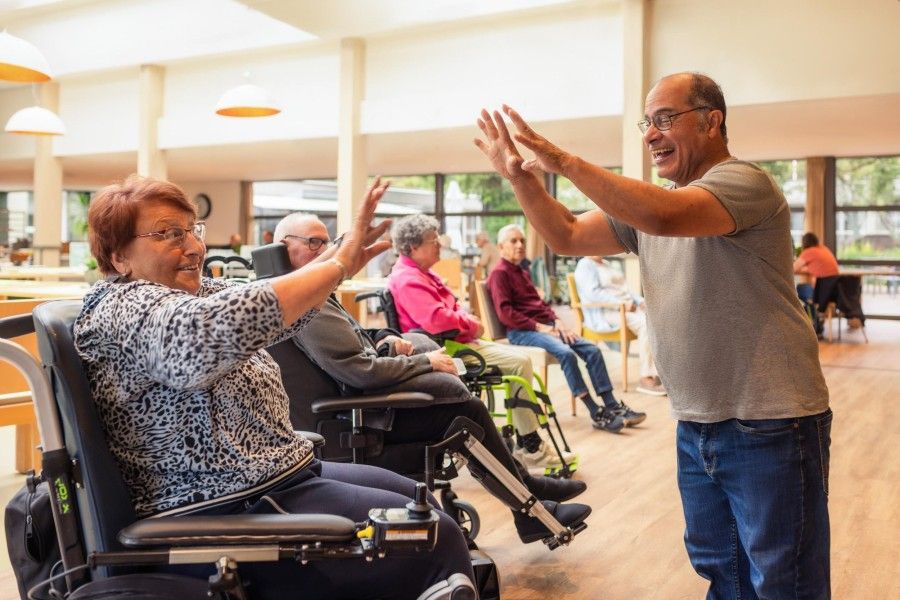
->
[475,72,831,598]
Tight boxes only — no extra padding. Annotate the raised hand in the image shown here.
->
[474,108,530,182]
[336,177,392,277]
[501,105,573,176]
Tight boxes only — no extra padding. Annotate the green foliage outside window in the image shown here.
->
[836,157,900,207]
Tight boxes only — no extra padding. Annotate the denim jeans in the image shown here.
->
[506,329,614,403]
[676,410,833,600]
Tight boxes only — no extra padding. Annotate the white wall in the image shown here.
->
[650,0,900,106]
[177,180,242,245]
[364,3,623,133]
[54,70,140,156]
[160,45,341,148]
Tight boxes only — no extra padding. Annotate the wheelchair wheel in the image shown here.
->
[451,499,480,541]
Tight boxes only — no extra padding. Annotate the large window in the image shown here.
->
[443,173,521,254]
[835,156,900,262]
[758,159,806,248]
[0,191,34,261]
[834,155,900,319]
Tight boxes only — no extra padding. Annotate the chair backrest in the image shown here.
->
[565,273,587,332]
[265,339,343,433]
[432,257,463,298]
[32,300,137,557]
[473,281,506,341]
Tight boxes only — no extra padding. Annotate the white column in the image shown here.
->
[336,38,367,239]
[32,82,63,267]
[621,0,651,294]
[138,64,167,179]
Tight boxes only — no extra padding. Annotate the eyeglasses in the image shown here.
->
[282,234,331,251]
[135,222,206,246]
[637,106,710,133]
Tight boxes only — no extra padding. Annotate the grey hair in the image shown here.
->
[687,72,728,144]
[273,212,319,243]
[497,223,524,245]
[392,213,440,256]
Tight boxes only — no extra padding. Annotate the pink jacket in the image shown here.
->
[388,255,481,343]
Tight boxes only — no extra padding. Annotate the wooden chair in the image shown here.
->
[0,298,49,473]
[565,273,637,408]
[471,281,572,410]
[432,257,463,299]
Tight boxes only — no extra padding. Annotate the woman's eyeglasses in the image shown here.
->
[135,222,207,246]
[282,234,331,251]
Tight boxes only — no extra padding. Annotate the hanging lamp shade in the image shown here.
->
[0,30,53,83]
[215,83,281,117]
[5,105,66,136]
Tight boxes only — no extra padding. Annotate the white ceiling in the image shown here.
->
[2,0,899,186]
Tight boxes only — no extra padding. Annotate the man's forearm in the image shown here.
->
[507,172,580,252]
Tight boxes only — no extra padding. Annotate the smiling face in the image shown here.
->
[643,74,720,187]
[498,227,526,265]
[111,199,205,294]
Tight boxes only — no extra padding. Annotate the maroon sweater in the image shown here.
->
[487,258,557,331]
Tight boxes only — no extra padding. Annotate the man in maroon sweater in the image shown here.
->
[487,224,645,432]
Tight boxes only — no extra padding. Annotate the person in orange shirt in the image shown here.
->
[793,232,839,303]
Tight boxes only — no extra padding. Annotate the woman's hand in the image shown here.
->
[335,177,393,277]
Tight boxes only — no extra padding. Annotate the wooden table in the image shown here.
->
[0,265,88,281]
[335,279,387,327]
[0,280,90,299]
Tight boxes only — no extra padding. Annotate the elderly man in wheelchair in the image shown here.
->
[7,175,481,599]
[267,213,589,547]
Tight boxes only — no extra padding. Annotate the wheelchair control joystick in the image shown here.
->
[406,482,432,518]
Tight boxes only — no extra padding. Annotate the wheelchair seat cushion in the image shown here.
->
[67,573,210,599]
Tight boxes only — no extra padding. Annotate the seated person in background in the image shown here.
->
[574,256,666,396]
[475,231,500,278]
[793,232,839,303]
[388,214,575,472]
[793,232,841,333]
[274,213,589,541]
[438,233,461,260]
[75,175,477,599]
[488,225,645,433]
[228,232,242,253]
[261,228,274,244]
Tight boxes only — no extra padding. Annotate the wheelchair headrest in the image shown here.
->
[251,243,293,280]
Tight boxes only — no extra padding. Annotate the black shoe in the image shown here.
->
[513,500,592,544]
[523,474,587,502]
[614,402,647,427]
[591,407,625,433]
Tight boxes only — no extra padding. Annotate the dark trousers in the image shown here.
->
[189,461,474,599]
[386,398,520,479]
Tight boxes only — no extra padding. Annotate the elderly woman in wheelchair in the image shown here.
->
[73,175,475,599]
[269,213,589,546]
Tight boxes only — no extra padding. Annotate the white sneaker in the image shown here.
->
[636,376,667,396]
[513,440,576,472]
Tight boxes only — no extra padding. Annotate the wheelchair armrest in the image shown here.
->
[296,430,326,447]
[354,290,380,302]
[311,392,434,413]
[119,513,357,547]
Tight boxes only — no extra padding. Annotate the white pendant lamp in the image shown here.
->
[0,30,53,83]
[5,105,66,136]
[215,82,281,117]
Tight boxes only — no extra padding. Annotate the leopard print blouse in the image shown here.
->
[75,277,317,517]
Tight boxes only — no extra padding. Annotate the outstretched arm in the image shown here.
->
[475,106,735,252]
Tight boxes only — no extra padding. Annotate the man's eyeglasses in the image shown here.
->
[282,234,331,251]
[637,106,710,133]
[135,222,206,246]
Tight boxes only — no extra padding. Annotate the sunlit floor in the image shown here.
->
[1,318,897,599]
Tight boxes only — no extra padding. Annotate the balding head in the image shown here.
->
[274,212,330,269]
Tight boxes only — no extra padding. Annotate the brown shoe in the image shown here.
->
[636,376,667,396]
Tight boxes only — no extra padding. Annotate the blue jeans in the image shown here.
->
[676,410,832,600]
[506,329,614,403]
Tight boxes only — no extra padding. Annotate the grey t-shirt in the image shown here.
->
[607,159,829,422]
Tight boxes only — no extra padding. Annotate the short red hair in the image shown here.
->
[88,175,196,275]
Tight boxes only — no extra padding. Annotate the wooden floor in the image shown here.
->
[0,319,897,599]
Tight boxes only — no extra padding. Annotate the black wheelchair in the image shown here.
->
[0,302,477,600]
